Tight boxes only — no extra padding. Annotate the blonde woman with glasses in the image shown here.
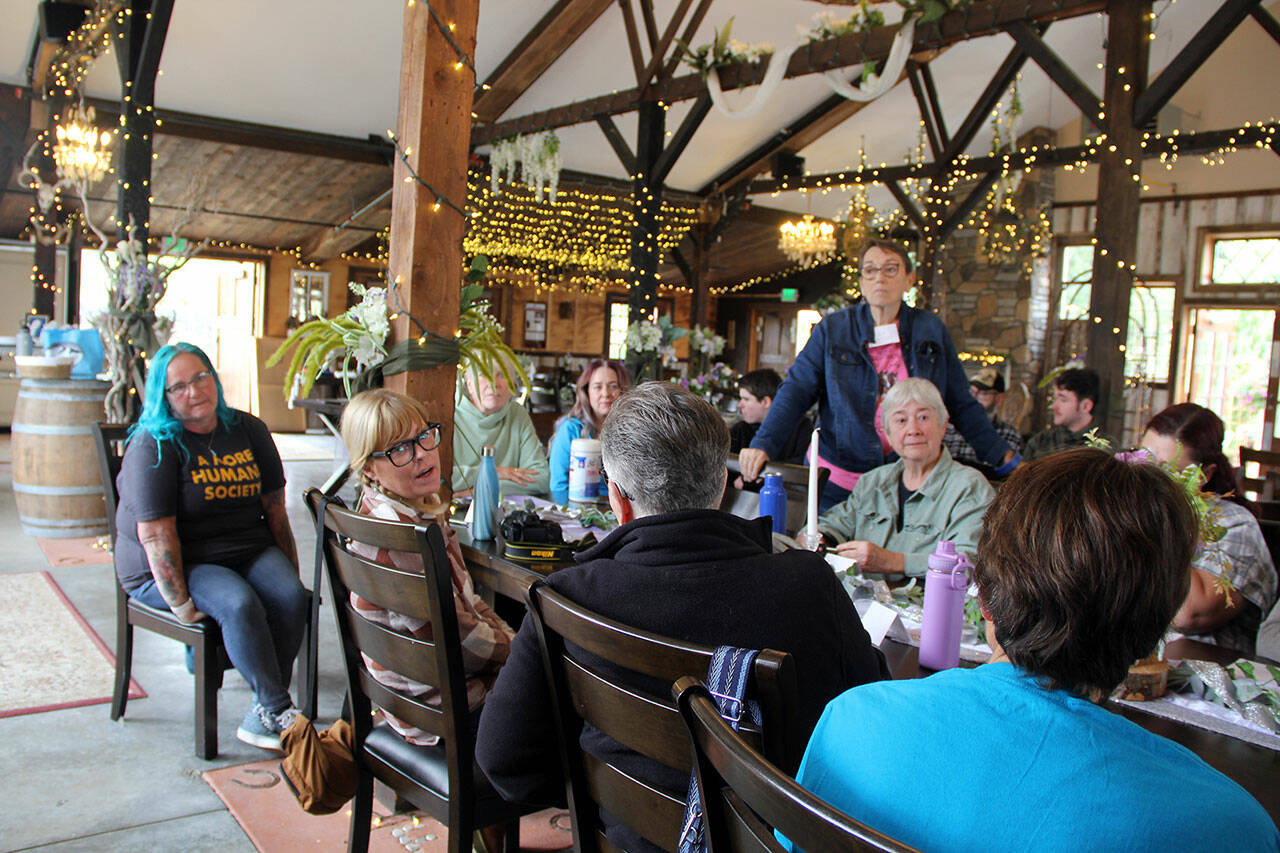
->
[339,389,513,746]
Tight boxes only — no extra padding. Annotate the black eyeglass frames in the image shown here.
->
[371,424,442,467]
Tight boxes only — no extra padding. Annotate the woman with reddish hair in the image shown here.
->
[1141,403,1277,655]
[548,358,631,504]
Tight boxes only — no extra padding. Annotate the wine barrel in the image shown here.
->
[11,378,111,539]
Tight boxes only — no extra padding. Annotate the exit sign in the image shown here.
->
[780,288,799,303]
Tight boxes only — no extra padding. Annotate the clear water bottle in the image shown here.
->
[758,473,787,535]
[918,540,972,671]
[472,445,500,540]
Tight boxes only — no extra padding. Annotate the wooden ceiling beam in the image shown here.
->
[69,93,395,164]
[0,88,32,213]
[651,91,710,184]
[638,0,693,92]
[885,180,926,229]
[28,1,93,96]
[596,114,638,173]
[472,0,614,123]
[1135,0,1261,128]
[917,62,949,148]
[1252,6,1280,48]
[696,55,928,197]
[748,122,1280,192]
[617,0,648,84]
[638,0,660,53]
[941,28,1038,163]
[471,0,1106,146]
[938,172,999,241]
[907,60,945,159]
[659,0,714,83]
[1004,20,1102,124]
[300,204,391,262]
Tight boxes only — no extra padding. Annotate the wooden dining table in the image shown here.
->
[454,524,1280,824]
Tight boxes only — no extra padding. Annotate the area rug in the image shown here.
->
[0,571,144,717]
[36,535,113,567]
[204,758,573,851]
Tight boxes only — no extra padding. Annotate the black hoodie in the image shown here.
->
[476,508,890,851]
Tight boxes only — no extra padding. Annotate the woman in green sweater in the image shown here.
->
[451,367,550,497]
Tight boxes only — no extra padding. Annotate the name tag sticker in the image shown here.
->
[872,323,900,346]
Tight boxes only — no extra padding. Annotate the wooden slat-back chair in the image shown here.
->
[1240,446,1280,502]
[722,455,829,536]
[674,678,920,853]
[306,488,532,853]
[525,580,799,853]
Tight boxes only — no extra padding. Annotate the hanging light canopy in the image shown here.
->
[53,103,112,184]
[778,214,837,266]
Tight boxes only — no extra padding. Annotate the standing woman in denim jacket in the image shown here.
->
[739,239,1021,511]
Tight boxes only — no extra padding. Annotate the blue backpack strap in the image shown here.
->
[679,645,761,853]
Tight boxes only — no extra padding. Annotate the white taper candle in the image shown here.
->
[807,427,820,548]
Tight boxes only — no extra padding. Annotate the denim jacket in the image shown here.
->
[750,302,1011,475]
[816,448,994,577]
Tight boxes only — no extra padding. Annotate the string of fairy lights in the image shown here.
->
[43,0,122,98]
[463,172,699,283]
[20,0,1279,377]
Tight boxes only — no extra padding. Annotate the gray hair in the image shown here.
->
[880,377,947,432]
[600,381,729,516]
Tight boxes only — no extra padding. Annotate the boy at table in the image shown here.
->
[477,382,889,853]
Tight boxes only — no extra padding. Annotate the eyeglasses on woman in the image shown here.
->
[372,424,442,467]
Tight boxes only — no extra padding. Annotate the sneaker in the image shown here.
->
[236,703,284,752]
[274,704,300,733]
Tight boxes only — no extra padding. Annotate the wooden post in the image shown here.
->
[1087,0,1150,439]
[628,100,665,323]
[33,238,58,319]
[64,221,82,325]
[385,0,479,485]
[689,225,710,328]
[110,0,174,246]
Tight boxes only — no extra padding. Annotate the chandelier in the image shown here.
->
[779,214,837,266]
[52,103,112,184]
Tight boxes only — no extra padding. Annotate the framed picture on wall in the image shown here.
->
[524,301,547,348]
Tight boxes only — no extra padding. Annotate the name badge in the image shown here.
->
[872,323,900,346]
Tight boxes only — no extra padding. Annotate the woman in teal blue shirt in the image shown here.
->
[793,449,1277,852]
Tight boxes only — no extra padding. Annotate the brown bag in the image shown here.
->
[279,713,359,815]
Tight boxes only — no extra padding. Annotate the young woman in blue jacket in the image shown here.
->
[739,239,1020,511]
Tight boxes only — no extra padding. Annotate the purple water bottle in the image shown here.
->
[918,540,972,671]
[758,473,787,535]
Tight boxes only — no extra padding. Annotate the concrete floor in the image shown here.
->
[0,433,356,852]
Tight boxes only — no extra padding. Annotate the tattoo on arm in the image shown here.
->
[137,518,188,608]
[262,489,300,573]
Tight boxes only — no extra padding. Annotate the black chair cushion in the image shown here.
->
[362,724,534,826]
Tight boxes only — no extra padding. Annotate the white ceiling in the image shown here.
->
[0,0,1254,219]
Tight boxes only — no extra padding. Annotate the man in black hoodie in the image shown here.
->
[476,381,889,851]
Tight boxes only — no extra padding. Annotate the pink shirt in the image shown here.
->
[868,341,909,455]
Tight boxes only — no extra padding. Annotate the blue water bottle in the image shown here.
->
[759,472,787,535]
[472,445,500,540]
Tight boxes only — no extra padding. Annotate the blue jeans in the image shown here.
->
[133,546,308,713]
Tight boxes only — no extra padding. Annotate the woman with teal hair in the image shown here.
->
[114,342,308,753]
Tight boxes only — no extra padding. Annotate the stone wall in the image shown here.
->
[933,128,1055,432]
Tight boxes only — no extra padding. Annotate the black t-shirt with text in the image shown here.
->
[114,411,285,592]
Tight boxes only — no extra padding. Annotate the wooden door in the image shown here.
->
[213,266,259,411]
